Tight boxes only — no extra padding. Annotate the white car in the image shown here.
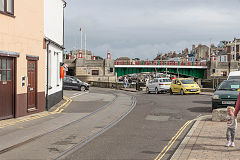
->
[228,71,240,80]
[146,78,171,94]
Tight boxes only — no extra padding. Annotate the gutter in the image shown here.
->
[62,1,67,100]
[46,40,50,110]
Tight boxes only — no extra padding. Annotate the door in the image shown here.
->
[175,80,181,93]
[0,57,14,119]
[27,61,37,109]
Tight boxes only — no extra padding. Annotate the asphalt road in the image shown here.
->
[64,88,212,160]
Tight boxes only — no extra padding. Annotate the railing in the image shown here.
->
[115,60,206,66]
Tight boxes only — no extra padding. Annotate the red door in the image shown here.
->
[27,61,37,110]
[0,57,14,120]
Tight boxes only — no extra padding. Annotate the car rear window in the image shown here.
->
[181,79,194,84]
[229,76,240,80]
[159,79,171,82]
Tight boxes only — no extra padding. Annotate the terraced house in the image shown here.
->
[0,0,45,119]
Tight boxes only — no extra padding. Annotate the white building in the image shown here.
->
[44,0,66,109]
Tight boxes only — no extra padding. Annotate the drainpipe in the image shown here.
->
[62,1,67,100]
[46,40,50,110]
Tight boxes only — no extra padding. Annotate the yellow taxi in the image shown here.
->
[170,78,200,95]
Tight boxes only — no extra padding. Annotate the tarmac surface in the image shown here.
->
[0,88,212,160]
[64,89,212,160]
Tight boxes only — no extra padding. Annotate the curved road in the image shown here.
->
[65,88,211,160]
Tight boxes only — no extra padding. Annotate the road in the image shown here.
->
[0,88,212,160]
[64,89,211,160]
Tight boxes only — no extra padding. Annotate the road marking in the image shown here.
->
[70,91,89,99]
[154,120,193,160]
[52,96,137,160]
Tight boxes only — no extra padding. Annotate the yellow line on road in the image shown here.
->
[53,96,71,113]
[0,96,73,129]
[154,120,193,160]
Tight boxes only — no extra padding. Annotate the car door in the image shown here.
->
[175,80,181,93]
[69,77,79,90]
[153,79,158,90]
[171,80,176,92]
[148,80,154,91]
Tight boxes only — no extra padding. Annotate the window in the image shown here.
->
[110,68,113,72]
[92,70,99,75]
[0,0,14,15]
[0,58,11,81]
[56,52,60,86]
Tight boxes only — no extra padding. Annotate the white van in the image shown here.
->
[228,71,240,80]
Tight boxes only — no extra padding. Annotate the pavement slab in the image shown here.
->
[175,119,240,160]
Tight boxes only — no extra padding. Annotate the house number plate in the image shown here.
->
[30,88,34,91]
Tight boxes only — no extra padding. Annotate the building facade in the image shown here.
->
[65,51,116,82]
[0,0,45,119]
[44,0,66,109]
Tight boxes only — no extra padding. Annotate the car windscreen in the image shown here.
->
[228,76,240,80]
[180,79,194,84]
[217,81,240,90]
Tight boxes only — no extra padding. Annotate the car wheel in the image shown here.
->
[180,89,184,95]
[155,88,159,94]
[146,87,150,94]
[170,89,173,95]
[80,86,86,91]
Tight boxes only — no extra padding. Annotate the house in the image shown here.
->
[0,0,45,119]
[226,38,240,61]
[44,0,66,109]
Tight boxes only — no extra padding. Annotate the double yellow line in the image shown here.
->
[53,96,72,113]
[154,120,193,160]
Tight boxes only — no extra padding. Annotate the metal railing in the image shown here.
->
[115,60,206,66]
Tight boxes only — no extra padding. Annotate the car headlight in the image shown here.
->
[212,95,219,100]
[183,85,188,87]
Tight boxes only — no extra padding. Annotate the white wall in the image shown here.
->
[44,0,64,45]
[47,44,63,95]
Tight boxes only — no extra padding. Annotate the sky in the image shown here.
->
[64,0,240,60]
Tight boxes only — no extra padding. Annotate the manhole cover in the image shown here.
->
[145,115,169,121]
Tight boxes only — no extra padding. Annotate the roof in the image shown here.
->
[175,78,194,80]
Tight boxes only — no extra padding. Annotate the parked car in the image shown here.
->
[146,78,171,94]
[170,78,200,95]
[63,76,89,91]
[227,71,240,80]
[212,80,240,110]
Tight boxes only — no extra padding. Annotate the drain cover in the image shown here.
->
[145,115,169,121]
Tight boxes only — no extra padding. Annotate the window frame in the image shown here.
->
[92,70,99,76]
[0,0,14,17]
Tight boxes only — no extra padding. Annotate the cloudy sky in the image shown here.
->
[64,0,240,60]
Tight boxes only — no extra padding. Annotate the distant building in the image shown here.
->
[226,38,240,61]
[64,51,116,82]
[192,44,209,61]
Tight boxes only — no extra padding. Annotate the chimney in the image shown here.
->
[107,50,111,59]
[79,50,83,58]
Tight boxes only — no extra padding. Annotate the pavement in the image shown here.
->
[0,89,135,160]
[171,115,240,160]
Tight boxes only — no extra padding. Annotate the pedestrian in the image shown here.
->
[226,106,237,147]
[124,77,127,88]
[128,78,132,88]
